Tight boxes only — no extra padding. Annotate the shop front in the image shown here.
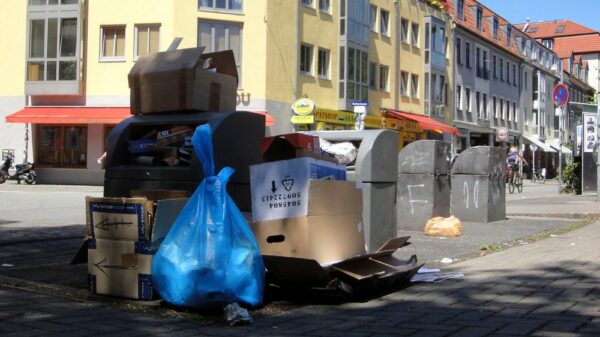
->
[5,106,131,185]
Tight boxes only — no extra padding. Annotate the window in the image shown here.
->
[28,17,79,81]
[483,50,488,77]
[37,126,87,168]
[499,99,504,119]
[199,0,242,11]
[507,101,512,121]
[380,10,390,36]
[300,44,313,74]
[456,37,462,65]
[369,5,377,32]
[506,26,512,47]
[411,74,419,98]
[344,47,369,101]
[319,0,330,12]
[456,85,462,110]
[476,47,480,75]
[301,0,312,6]
[527,26,538,33]
[134,24,159,59]
[199,20,242,84]
[493,96,497,118]
[524,107,528,125]
[379,65,389,91]
[440,75,446,104]
[100,25,125,61]
[492,17,499,39]
[506,61,510,82]
[457,0,465,19]
[476,91,481,118]
[465,88,471,112]
[555,25,565,33]
[512,64,517,86]
[411,23,419,47]
[29,0,78,5]
[493,55,497,78]
[317,48,329,78]
[499,58,504,81]
[476,7,483,31]
[483,93,488,119]
[465,42,471,68]
[400,71,409,96]
[543,39,553,49]
[524,71,528,90]
[400,18,409,43]
[513,102,517,122]
[369,62,376,89]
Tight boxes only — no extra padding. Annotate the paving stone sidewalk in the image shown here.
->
[1,220,598,336]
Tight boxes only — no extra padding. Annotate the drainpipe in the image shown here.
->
[451,18,457,156]
[393,0,400,110]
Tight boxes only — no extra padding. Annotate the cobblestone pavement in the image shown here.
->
[0,182,599,336]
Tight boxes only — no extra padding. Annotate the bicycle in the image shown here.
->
[531,168,546,184]
[506,165,523,194]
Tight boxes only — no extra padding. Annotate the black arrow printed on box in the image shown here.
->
[271,180,277,193]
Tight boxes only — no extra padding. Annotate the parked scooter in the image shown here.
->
[0,155,36,184]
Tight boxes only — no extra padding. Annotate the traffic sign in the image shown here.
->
[552,83,569,107]
[496,127,508,141]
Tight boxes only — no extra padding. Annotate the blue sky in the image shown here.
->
[478,0,600,32]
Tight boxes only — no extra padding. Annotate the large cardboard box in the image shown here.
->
[251,180,364,265]
[250,158,347,222]
[88,239,153,300]
[128,48,238,114]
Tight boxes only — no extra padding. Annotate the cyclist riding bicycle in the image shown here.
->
[506,146,528,177]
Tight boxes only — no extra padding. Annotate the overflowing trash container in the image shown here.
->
[396,140,451,231]
[450,146,506,222]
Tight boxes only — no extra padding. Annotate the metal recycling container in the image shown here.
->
[303,129,398,253]
[396,140,451,231]
[104,111,265,211]
[450,146,506,222]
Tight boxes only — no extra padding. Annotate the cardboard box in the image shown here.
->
[128,48,238,114]
[88,239,154,300]
[85,197,155,242]
[251,180,364,265]
[155,125,195,146]
[250,159,347,222]
[262,237,422,295]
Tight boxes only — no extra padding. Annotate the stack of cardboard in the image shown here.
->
[85,192,187,300]
[250,133,422,297]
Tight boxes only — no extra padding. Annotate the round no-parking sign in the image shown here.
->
[496,127,508,142]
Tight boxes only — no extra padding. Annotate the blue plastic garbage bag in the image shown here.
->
[151,124,265,308]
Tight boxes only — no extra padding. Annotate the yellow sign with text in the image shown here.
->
[291,115,315,124]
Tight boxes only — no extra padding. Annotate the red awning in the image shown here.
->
[384,109,459,136]
[5,107,132,124]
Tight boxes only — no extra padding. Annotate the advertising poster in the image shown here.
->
[584,114,596,153]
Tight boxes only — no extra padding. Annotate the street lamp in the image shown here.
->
[530,143,538,175]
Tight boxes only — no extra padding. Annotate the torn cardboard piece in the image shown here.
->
[85,197,155,241]
[262,237,421,297]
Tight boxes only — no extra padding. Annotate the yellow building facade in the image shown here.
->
[1,0,455,185]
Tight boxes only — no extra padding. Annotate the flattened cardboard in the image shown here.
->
[250,160,348,222]
[88,239,154,300]
[151,198,188,251]
[128,48,238,114]
[261,236,422,296]
[85,197,154,241]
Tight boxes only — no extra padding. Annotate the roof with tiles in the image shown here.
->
[447,0,523,59]
[514,20,596,39]
[552,34,600,56]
